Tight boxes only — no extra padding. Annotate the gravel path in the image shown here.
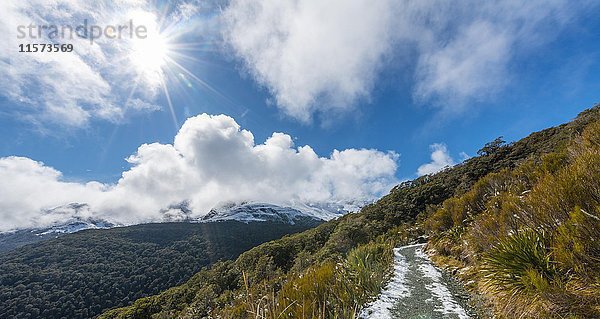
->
[359,244,477,319]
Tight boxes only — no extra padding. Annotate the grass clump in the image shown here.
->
[233,240,394,319]
[482,229,554,296]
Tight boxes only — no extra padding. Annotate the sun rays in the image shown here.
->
[122,6,224,132]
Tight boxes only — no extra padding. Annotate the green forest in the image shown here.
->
[0,221,318,318]
[97,106,600,318]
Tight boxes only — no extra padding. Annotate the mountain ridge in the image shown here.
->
[0,201,347,254]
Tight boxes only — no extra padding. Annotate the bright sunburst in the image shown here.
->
[131,31,168,71]
[121,7,223,130]
[128,11,170,83]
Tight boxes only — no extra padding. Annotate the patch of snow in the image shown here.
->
[359,247,412,318]
[200,202,312,224]
[396,242,428,250]
[360,244,471,319]
[200,201,354,224]
[415,248,470,319]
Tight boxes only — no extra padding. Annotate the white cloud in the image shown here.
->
[221,0,592,118]
[0,0,167,127]
[414,20,510,108]
[2,0,591,126]
[417,143,455,176]
[0,156,107,230]
[408,0,588,109]
[126,98,161,112]
[222,0,396,122]
[0,113,398,231]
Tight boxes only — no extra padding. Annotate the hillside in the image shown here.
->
[99,105,600,318]
[423,113,600,318]
[0,220,319,319]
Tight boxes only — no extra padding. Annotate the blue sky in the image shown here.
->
[0,0,599,230]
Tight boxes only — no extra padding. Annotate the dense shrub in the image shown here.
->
[426,115,600,318]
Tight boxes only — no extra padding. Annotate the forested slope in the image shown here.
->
[0,221,318,318]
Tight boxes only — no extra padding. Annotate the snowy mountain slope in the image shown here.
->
[35,203,114,234]
[0,218,114,253]
[0,203,114,253]
[0,200,360,253]
[200,201,354,224]
[36,218,114,235]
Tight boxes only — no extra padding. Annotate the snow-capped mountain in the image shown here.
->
[0,200,363,253]
[201,202,318,224]
[36,218,114,235]
[0,217,115,253]
[200,201,354,224]
[36,203,115,235]
[287,201,364,220]
[0,203,115,253]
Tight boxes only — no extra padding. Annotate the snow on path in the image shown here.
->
[415,248,470,319]
[359,244,472,319]
[357,246,414,318]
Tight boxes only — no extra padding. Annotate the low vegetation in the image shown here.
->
[426,115,600,318]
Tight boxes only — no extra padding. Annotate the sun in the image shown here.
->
[131,31,168,71]
[119,7,220,130]
[128,11,171,83]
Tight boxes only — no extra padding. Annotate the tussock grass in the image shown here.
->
[234,241,393,319]
[482,229,554,296]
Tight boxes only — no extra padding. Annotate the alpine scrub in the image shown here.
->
[426,117,600,318]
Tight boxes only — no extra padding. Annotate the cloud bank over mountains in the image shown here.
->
[0,114,398,232]
[0,0,593,231]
